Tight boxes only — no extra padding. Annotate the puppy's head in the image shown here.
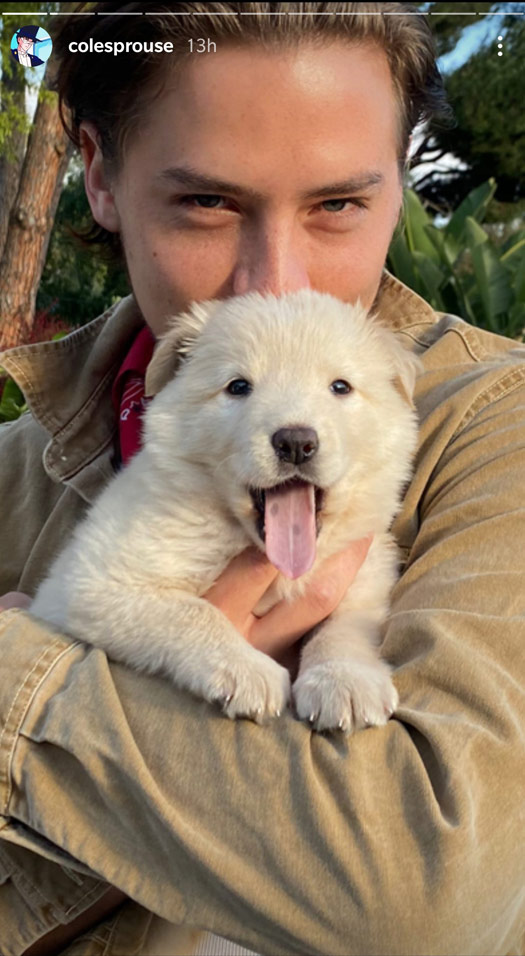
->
[143,289,422,579]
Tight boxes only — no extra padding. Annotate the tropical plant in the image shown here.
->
[388,179,525,340]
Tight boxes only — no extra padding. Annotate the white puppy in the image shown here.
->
[31,289,421,733]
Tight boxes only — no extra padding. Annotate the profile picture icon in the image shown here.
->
[11,25,52,68]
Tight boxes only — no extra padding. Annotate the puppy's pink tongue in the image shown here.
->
[265,481,316,579]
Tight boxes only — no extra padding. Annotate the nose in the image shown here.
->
[232,219,311,297]
[271,427,319,465]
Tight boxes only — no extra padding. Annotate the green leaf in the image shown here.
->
[465,216,490,248]
[510,253,525,303]
[387,232,424,294]
[0,397,27,422]
[501,236,525,269]
[467,229,514,327]
[446,180,497,243]
[423,224,461,270]
[402,190,440,262]
[411,252,446,303]
[1,376,25,406]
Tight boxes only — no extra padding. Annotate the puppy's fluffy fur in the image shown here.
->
[31,289,421,733]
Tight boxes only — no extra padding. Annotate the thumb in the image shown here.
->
[247,534,374,655]
[202,546,279,627]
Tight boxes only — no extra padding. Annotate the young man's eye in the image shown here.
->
[178,195,227,210]
[320,197,368,215]
[176,195,368,215]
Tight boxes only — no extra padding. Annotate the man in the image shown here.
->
[1,3,524,955]
[11,26,45,68]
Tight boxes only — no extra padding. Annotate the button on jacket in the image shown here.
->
[0,271,524,956]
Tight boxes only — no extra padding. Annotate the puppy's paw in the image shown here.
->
[206,651,291,724]
[293,659,398,734]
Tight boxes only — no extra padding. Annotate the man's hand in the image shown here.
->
[203,537,373,671]
[1,538,373,665]
[0,591,31,611]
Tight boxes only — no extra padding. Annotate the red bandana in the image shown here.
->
[111,324,156,467]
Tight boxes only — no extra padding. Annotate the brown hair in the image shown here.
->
[49,1,453,263]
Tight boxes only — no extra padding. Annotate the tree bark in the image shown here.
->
[0,79,74,351]
[0,60,28,261]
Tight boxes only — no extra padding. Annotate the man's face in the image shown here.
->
[18,36,33,52]
[83,41,404,336]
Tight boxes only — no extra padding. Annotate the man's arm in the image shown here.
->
[0,415,89,598]
[2,385,525,956]
[0,595,127,956]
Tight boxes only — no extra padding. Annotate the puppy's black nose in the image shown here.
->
[271,427,319,465]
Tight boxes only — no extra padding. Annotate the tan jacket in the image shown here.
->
[0,271,524,956]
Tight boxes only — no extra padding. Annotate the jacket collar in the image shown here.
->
[0,294,145,497]
[0,272,435,495]
[371,268,436,329]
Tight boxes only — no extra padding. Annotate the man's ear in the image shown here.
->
[144,298,222,396]
[80,121,120,233]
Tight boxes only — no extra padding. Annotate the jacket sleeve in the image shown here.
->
[0,416,49,593]
[0,414,89,596]
[1,384,525,956]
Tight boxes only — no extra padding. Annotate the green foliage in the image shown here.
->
[38,84,58,107]
[37,162,131,324]
[0,3,62,159]
[0,86,31,158]
[0,373,27,422]
[413,2,514,56]
[387,180,525,340]
[442,18,525,188]
[0,20,29,157]
[407,3,525,211]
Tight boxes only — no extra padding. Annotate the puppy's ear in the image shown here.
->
[145,299,221,396]
[371,317,423,409]
[388,336,423,409]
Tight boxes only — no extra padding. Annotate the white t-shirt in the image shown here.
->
[17,44,33,67]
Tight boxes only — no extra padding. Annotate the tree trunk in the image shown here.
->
[0,79,74,351]
[0,61,28,261]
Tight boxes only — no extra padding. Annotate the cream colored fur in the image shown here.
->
[31,289,421,733]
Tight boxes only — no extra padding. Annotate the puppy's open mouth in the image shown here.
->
[248,478,325,580]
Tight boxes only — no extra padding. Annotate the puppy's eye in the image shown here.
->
[331,380,353,395]
[226,379,252,396]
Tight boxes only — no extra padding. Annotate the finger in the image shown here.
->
[0,591,32,611]
[202,546,279,629]
[247,535,373,656]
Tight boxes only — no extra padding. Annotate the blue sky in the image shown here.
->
[433,2,524,74]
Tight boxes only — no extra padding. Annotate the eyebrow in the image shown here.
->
[156,164,384,201]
